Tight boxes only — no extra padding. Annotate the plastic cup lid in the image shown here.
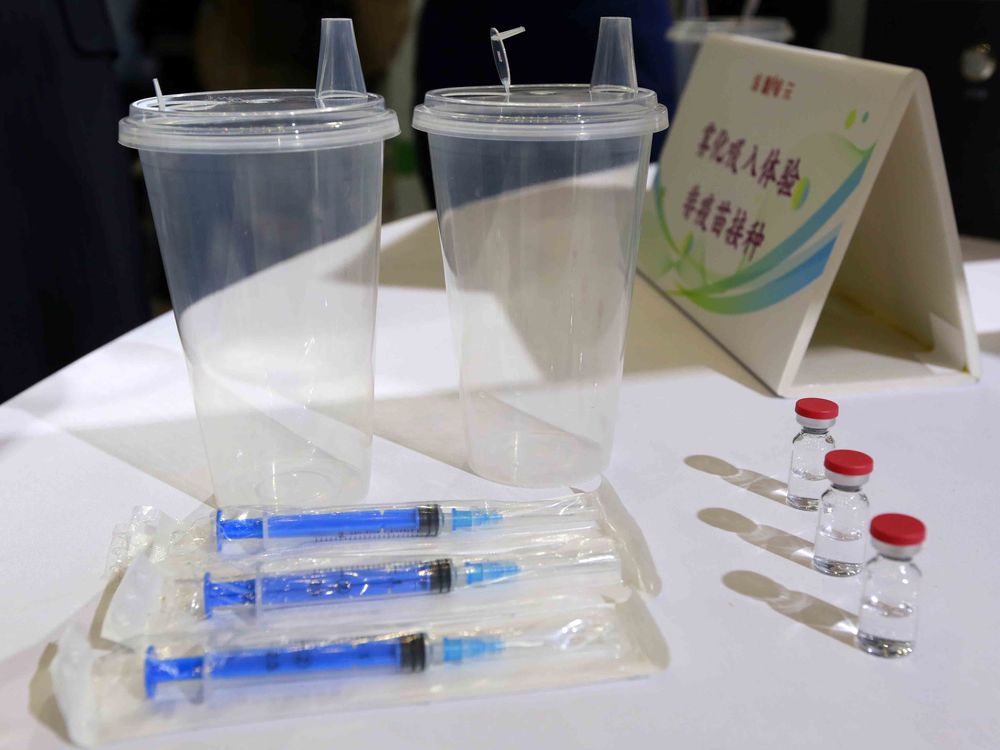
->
[119,89,399,154]
[412,84,668,141]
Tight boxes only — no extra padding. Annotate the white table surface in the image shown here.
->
[3,212,999,749]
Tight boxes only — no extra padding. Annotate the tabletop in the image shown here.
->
[2,212,999,749]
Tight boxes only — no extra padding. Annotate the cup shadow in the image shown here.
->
[27,641,69,743]
[373,389,470,474]
[722,570,859,648]
[981,331,1000,356]
[21,574,126,744]
[685,454,787,506]
[698,507,813,569]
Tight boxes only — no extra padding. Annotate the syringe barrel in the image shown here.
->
[206,633,427,680]
[261,560,453,606]
[202,557,524,616]
[267,505,441,539]
[216,504,443,549]
[203,560,453,615]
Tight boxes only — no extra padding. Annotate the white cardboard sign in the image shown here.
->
[638,35,981,396]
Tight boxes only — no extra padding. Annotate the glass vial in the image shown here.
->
[786,398,838,511]
[857,513,925,658]
[812,449,873,576]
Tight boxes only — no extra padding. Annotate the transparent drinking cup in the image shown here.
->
[414,84,667,487]
[120,89,398,509]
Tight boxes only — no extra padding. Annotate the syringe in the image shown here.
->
[202,558,521,616]
[215,504,502,551]
[144,632,504,698]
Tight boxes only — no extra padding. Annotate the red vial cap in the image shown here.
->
[795,397,839,420]
[871,513,926,546]
[824,449,873,475]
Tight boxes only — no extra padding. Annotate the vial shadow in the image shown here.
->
[698,507,813,569]
[685,454,787,506]
[723,570,858,648]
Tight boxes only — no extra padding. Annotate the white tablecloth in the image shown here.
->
[2,212,998,749]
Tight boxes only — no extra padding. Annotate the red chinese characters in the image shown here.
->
[694,122,802,200]
[776,158,800,197]
[679,184,766,261]
[682,184,701,220]
[751,72,795,100]
[757,148,781,190]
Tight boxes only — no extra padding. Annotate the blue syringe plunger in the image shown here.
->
[203,572,256,618]
[144,646,203,699]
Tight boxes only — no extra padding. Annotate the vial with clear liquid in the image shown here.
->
[812,449,873,577]
[857,513,925,658]
[786,398,838,511]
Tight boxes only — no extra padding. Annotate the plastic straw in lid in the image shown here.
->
[490,26,526,95]
[315,18,367,106]
[590,17,638,94]
[152,78,166,111]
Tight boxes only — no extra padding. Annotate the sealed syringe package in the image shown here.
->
[52,591,667,746]
[102,522,654,642]
[107,484,654,569]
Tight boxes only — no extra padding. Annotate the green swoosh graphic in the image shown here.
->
[651,140,874,313]
[675,227,839,314]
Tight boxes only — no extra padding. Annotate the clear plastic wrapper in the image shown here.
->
[102,525,650,643]
[213,492,601,555]
[105,506,178,577]
[53,592,667,746]
[105,483,658,588]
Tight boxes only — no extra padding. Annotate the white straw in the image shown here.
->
[153,78,166,111]
[492,26,526,42]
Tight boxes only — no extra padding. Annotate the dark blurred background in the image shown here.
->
[0,0,997,400]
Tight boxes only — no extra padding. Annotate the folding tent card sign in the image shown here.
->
[638,34,981,396]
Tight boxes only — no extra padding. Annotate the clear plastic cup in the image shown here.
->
[119,22,398,509]
[413,22,667,488]
[668,17,794,98]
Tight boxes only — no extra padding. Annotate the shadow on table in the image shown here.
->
[980,331,1000,356]
[5,339,216,505]
[723,570,858,648]
[20,571,126,744]
[28,641,69,743]
[373,389,470,474]
[375,212,769,395]
[6,407,215,506]
[378,213,446,290]
[698,508,813,569]
[622,278,770,393]
[684,455,788,506]
[75,419,214,504]
[0,577,120,745]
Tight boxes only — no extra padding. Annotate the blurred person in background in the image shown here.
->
[0,0,151,400]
